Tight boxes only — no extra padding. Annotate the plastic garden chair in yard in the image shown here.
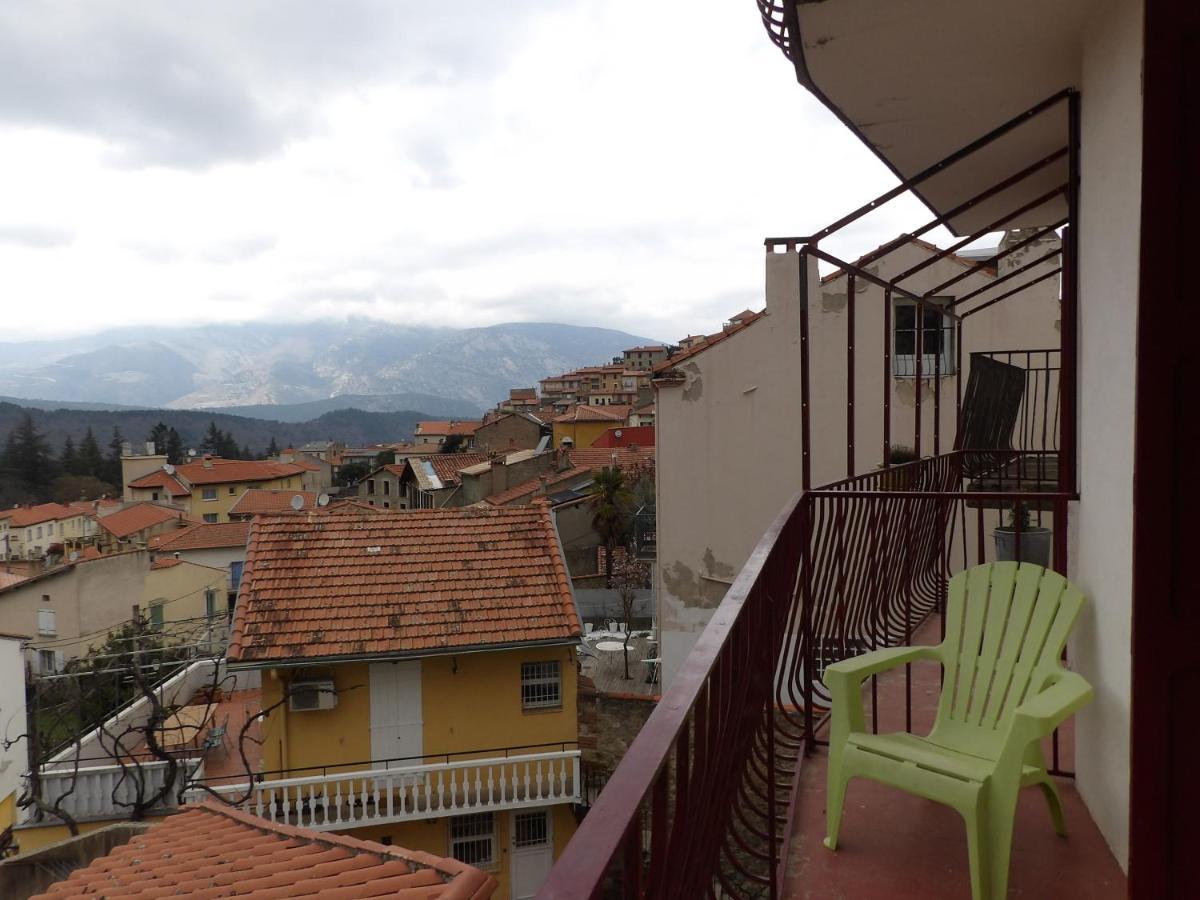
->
[823,562,1093,900]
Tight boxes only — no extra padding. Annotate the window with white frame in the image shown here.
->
[38,649,62,674]
[893,297,955,376]
[513,810,550,848]
[37,608,56,636]
[521,660,562,710]
[202,487,217,501]
[449,813,495,867]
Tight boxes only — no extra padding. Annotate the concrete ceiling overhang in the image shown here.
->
[784,0,1091,236]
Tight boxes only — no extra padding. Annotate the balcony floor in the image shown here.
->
[782,616,1126,899]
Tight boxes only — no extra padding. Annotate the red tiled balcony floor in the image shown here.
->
[782,616,1126,899]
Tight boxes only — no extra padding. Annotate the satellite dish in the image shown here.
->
[317,493,331,507]
[163,464,175,475]
[290,494,305,511]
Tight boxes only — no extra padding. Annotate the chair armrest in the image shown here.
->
[824,645,942,687]
[1011,670,1093,741]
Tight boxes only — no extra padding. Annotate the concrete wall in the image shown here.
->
[1068,0,1143,870]
[657,238,1062,689]
[0,635,27,831]
[0,552,151,669]
[474,415,544,454]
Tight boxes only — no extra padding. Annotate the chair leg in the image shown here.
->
[1035,776,1067,837]
[823,756,849,851]
[962,801,991,900]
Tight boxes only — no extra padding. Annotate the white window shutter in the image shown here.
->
[37,608,56,636]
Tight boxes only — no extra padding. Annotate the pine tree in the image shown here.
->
[147,422,170,456]
[4,412,54,488]
[201,422,223,455]
[77,428,104,478]
[60,435,80,476]
[218,430,240,459]
[165,428,183,465]
[265,436,279,459]
[104,427,125,487]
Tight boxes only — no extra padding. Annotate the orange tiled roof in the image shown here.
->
[552,405,628,424]
[654,310,767,373]
[228,504,580,665]
[422,452,491,487]
[415,420,481,437]
[66,498,122,514]
[173,457,308,487]
[510,387,537,400]
[484,465,594,507]
[74,546,102,561]
[98,502,187,539]
[229,489,319,516]
[126,468,190,496]
[567,446,656,473]
[30,802,496,900]
[0,572,27,589]
[7,503,77,527]
[152,521,250,552]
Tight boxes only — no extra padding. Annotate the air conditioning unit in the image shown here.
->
[289,680,337,712]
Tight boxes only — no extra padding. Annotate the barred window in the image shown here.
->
[521,660,562,710]
[894,297,955,376]
[449,813,494,867]
[513,810,550,848]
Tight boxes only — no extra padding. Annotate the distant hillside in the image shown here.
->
[0,319,659,412]
[218,392,481,423]
[0,402,440,456]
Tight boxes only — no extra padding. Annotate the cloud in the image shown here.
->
[0,1,555,169]
[0,223,74,248]
[201,235,276,264]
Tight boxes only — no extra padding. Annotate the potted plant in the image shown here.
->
[993,500,1052,567]
[878,445,919,490]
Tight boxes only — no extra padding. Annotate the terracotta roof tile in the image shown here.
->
[421,452,491,487]
[30,802,496,899]
[152,521,251,552]
[484,466,594,506]
[6,503,77,527]
[415,421,481,437]
[126,468,191,496]
[173,457,309,487]
[230,489,320,516]
[567,447,656,473]
[228,504,580,665]
[98,502,187,538]
[552,405,629,424]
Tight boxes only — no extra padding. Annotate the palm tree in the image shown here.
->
[591,467,634,588]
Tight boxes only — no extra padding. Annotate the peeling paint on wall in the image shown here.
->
[821,291,847,313]
[661,561,729,611]
[702,547,735,579]
[681,362,704,402]
[894,378,946,407]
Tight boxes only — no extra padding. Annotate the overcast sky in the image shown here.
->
[0,1,946,343]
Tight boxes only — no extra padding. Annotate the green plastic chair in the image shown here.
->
[823,562,1093,900]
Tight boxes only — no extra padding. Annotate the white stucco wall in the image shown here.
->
[1069,0,1143,871]
[0,635,27,811]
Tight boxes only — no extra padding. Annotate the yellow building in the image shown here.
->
[552,404,630,450]
[141,558,229,648]
[126,455,308,524]
[226,503,582,900]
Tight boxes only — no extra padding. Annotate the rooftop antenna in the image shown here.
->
[290,494,305,511]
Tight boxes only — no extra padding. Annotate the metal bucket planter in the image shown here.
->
[993,527,1052,567]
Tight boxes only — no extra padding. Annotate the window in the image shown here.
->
[230,561,244,589]
[152,491,159,501]
[521,660,562,710]
[205,589,217,619]
[38,649,62,674]
[513,810,550,848]
[203,513,219,524]
[202,487,217,501]
[382,481,390,496]
[449,813,495,867]
[229,486,237,495]
[894,298,955,376]
[383,502,390,509]
[367,479,376,494]
[42,594,50,603]
[150,602,165,629]
[37,608,56,636]
[36,526,42,539]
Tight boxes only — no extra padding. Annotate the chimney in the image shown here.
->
[202,454,214,469]
[145,441,156,455]
[121,441,133,457]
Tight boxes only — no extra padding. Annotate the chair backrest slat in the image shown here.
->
[932,562,1085,755]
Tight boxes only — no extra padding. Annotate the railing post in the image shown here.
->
[799,247,812,490]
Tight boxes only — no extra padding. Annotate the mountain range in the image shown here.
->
[0,320,659,414]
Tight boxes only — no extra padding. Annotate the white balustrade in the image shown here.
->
[184,750,581,831]
[19,758,201,826]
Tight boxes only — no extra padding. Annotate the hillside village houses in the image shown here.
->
[124,453,308,523]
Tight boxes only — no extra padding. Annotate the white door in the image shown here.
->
[368,661,423,766]
[510,808,554,899]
